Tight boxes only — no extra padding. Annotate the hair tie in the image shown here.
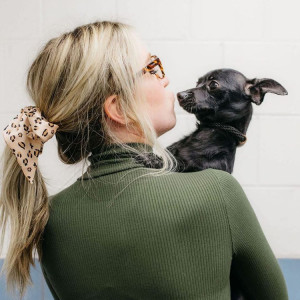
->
[2,105,59,184]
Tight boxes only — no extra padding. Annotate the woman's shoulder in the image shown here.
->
[152,167,232,188]
[156,168,247,209]
[143,167,229,201]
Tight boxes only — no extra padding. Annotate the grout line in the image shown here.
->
[141,39,300,44]
[173,112,300,117]
[186,0,192,42]
[0,39,299,45]
[221,41,225,67]
[243,185,300,188]
[115,0,118,19]
[257,115,261,184]
[39,0,43,40]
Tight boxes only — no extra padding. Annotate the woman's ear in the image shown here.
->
[104,94,126,125]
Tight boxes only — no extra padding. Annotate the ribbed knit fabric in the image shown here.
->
[40,142,288,300]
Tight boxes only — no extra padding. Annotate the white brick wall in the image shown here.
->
[0,0,299,258]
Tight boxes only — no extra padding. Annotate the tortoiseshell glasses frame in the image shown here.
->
[138,55,165,79]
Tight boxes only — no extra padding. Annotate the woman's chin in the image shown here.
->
[172,116,176,128]
[167,118,177,133]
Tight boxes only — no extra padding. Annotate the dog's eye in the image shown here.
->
[209,80,219,90]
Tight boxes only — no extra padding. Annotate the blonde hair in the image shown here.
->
[0,20,178,299]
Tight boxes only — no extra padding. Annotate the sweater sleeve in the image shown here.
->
[41,264,60,300]
[212,169,289,300]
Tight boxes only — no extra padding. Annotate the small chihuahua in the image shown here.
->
[135,68,288,300]
[136,68,287,174]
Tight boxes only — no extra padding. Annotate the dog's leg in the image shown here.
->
[179,153,233,173]
[134,143,234,174]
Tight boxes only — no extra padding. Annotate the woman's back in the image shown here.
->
[40,143,288,300]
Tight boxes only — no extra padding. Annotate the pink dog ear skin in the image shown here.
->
[244,78,288,105]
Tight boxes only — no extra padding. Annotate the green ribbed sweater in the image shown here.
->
[40,142,288,300]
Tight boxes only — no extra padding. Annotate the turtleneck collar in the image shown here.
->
[89,142,154,164]
[77,142,154,180]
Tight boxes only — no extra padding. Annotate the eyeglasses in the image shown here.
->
[138,55,165,79]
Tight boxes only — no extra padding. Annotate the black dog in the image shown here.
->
[135,68,288,300]
[137,68,287,174]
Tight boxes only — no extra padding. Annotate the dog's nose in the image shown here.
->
[177,91,191,101]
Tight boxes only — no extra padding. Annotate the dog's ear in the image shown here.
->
[244,78,288,105]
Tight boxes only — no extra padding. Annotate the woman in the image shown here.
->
[0,21,288,300]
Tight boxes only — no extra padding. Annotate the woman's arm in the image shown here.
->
[41,264,61,300]
[213,169,289,300]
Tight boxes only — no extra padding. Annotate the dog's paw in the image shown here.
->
[134,153,163,169]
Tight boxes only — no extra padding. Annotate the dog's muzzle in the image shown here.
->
[177,91,193,103]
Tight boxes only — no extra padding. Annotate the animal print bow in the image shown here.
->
[2,106,59,184]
